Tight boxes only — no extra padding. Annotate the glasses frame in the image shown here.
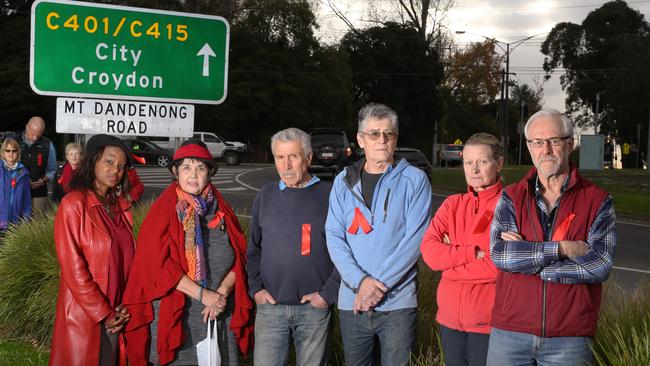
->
[359,130,398,141]
[3,149,18,153]
[526,136,572,148]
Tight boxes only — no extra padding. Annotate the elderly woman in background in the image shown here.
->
[50,134,135,366]
[0,138,31,235]
[123,140,253,366]
[53,142,83,203]
[420,133,504,366]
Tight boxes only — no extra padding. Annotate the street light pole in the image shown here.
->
[455,31,545,163]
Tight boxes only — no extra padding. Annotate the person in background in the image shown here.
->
[0,138,31,236]
[247,128,339,366]
[11,116,57,211]
[49,134,134,365]
[123,140,253,366]
[325,103,432,365]
[420,133,504,366]
[488,109,617,365]
[53,142,83,203]
[127,167,145,203]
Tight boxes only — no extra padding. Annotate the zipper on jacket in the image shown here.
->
[383,189,391,223]
[542,192,564,338]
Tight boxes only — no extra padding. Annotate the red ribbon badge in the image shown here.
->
[347,207,373,235]
[551,213,576,241]
[37,152,43,167]
[11,178,16,189]
[301,224,311,256]
[207,210,226,230]
[131,154,147,164]
[472,210,494,235]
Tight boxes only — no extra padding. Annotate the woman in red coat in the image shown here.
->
[420,133,504,366]
[123,140,253,366]
[50,135,135,366]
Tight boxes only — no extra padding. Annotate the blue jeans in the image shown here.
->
[486,327,594,366]
[253,303,332,366]
[338,308,417,366]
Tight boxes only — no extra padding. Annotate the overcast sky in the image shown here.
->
[315,0,650,112]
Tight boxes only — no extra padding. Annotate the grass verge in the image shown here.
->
[429,166,650,218]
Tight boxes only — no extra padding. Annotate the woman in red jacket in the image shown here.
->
[123,140,252,366]
[50,135,135,366]
[421,133,504,366]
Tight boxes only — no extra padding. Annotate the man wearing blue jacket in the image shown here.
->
[247,128,340,366]
[326,103,432,366]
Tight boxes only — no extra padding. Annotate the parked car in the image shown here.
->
[122,139,173,167]
[308,129,355,177]
[143,132,249,166]
[394,147,432,176]
[191,132,249,166]
[440,144,464,166]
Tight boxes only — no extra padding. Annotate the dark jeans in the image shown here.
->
[338,308,417,366]
[439,324,490,366]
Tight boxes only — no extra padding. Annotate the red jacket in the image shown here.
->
[122,182,253,366]
[491,166,608,337]
[50,190,133,366]
[421,181,501,334]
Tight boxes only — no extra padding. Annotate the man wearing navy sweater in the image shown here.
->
[246,128,340,366]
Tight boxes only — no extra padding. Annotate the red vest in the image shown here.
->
[491,165,609,337]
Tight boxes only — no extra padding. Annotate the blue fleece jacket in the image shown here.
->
[326,158,432,311]
[0,162,32,230]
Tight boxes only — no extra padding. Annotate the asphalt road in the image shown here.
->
[137,164,650,289]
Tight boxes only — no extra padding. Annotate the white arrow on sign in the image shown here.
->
[197,43,216,77]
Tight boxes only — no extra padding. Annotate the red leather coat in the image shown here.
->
[49,190,133,366]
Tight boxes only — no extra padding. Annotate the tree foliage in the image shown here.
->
[542,0,650,141]
[445,40,503,107]
[340,21,443,155]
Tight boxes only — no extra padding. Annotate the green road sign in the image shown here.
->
[30,0,229,104]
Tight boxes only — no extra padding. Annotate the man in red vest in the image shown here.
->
[488,109,616,365]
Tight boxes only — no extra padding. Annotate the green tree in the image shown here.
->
[542,0,650,141]
[340,21,443,156]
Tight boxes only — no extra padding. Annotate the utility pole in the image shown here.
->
[595,92,600,134]
[500,68,506,154]
[518,100,525,165]
[647,106,650,174]
[432,120,438,167]
[637,123,642,169]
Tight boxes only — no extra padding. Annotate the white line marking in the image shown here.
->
[219,187,247,191]
[616,220,650,228]
[234,168,267,192]
[612,266,650,274]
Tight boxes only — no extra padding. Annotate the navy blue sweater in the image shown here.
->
[246,180,340,305]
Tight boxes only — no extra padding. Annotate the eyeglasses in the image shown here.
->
[359,130,398,141]
[3,149,18,153]
[526,136,571,148]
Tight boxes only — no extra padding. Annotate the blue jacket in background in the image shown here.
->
[326,158,432,311]
[0,162,32,230]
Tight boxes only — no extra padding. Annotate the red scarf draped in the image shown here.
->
[122,182,253,365]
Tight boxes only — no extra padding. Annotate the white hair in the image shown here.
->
[357,103,398,132]
[524,109,573,139]
[271,128,312,156]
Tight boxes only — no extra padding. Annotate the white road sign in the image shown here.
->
[56,97,194,137]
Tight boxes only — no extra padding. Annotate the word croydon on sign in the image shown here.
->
[30,0,229,104]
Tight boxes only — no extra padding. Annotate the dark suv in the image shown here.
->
[309,129,354,177]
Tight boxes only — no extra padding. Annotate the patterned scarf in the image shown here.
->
[176,184,215,286]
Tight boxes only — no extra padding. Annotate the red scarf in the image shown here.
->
[122,182,253,365]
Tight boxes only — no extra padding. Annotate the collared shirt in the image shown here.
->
[490,175,617,284]
[278,174,320,190]
[534,175,569,241]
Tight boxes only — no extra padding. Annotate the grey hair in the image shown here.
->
[357,103,399,132]
[271,128,312,156]
[524,109,573,139]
